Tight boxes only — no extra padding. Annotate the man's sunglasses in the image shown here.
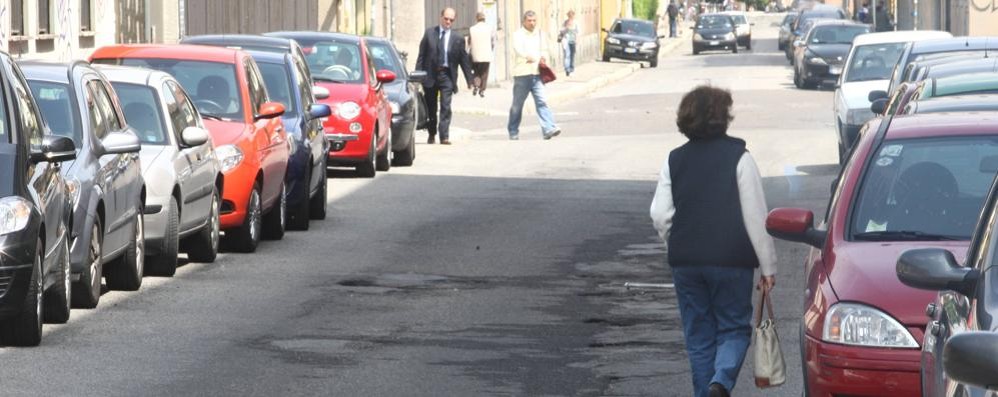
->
[443,17,455,22]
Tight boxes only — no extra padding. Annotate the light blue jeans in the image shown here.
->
[507,75,558,138]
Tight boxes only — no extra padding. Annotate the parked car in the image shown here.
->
[902,94,998,115]
[778,11,799,51]
[785,17,835,64]
[767,112,998,396]
[90,44,291,252]
[786,4,848,62]
[832,30,951,160]
[96,65,223,275]
[691,13,738,55]
[792,20,870,89]
[874,37,997,104]
[21,61,146,308]
[0,53,77,346]
[872,72,998,118]
[719,11,752,49]
[909,56,998,83]
[267,32,394,177]
[601,18,663,67]
[364,36,427,166]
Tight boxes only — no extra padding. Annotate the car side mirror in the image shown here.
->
[943,332,998,390]
[409,70,427,82]
[256,102,285,121]
[765,208,826,248]
[312,86,330,100]
[308,103,332,120]
[896,248,979,296]
[868,90,889,102]
[376,70,396,84]
[31,135,76,163]
[793,40,804,47]
[870,98,888,115]
[180,126,210,147]
[101,130,142,155]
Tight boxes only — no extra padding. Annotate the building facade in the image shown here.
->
[1,0,116,61]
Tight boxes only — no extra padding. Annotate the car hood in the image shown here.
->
[840,80,889,109]
[139,145,168,176]
[827,241,969,326]
[609,33,656,43]
[316,81,367,104]
[805,44,851,61]
[203,119,250,146]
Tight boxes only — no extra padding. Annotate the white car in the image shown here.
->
[97,65,223,276]
[720,11,752,50]
[833,30,951,161]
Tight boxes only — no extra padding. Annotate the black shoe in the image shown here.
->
[543,129,562,140]
[479,91,485,97]
[708,383,729,397]
[428,135,436,144]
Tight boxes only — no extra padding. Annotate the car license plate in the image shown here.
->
[709,40,719,46]
[829,65,842,75]
[624,48,637,53]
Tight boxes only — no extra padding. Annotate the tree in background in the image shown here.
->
[633,0,660,21]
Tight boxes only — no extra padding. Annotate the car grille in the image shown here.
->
[0,274,11,295]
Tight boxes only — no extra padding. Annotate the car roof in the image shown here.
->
[909,36,998,55]
[181,34,295,52]
[886,112,998,139]
[18,61,74,83]
[810,19,866,27]
[90,44,243,64]
[266,31,362,44]
[719,11,746,15]
[246,50,289,65]
[926,57,998,77]
[928,72,998,97]
[908,95,998,114]
[852,30,952,46]
[614,18,653,24]
[92,64,172,86]
[800,4,844,14]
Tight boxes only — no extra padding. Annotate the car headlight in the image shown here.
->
[607,37,621,45]
[806,51,827,65]
[0,196,32,236]
[215,144,244,173]
[389,101,400,114]
[336,102,362,120]
[823,303,919,348]
[640,42,658,49]
[724,32,736,40]
[65,177,81,208]
[846,108,875,126]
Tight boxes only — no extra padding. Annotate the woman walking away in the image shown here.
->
[649,85,777,397]
[560,11,579,76]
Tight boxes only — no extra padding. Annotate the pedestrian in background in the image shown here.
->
[415,7,474,145]
[667,1,680,38]
[650,85,777,397]
[468,12,495,97]
[559,10,579,76]
[507,10,561,141]
[857,2,869,23]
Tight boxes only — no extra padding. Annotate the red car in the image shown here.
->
[267,32,394,178]
[767,113,998,396]
[90,45,290,253]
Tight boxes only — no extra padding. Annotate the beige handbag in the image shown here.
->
[753,289,786,388]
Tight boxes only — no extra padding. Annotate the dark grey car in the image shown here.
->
[365,36,427,166]
[21,61,146,309]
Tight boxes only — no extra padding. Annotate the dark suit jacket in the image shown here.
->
[415,26,474,93]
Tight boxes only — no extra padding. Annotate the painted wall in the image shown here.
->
[968,0,998,34]
[1,0,116,61]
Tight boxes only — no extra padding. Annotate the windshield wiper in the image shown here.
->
[854,230,963,241]
[312,76,345,83]
[200,113,225,121]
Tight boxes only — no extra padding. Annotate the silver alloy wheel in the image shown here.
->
[279,184,286,230]
[134,213,144,277]
[248,189,261,242]
[210,195,220,252]
[34,251,42,331]
[387,132,393,163]
[62,239,71,314]
[89,224,101,292]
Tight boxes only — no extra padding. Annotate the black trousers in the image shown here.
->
[425,71,454,140]
[471,62,490,94]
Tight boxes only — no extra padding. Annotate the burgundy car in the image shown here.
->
[767,113,998,396]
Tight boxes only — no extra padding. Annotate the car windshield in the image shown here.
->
[613,20,655,37]
[727,14,747,24]
[111,82,167,145]
[296,40,364,84]
[851,137,998,241]
[257,62,295,113]
[698,16,732,29]
[782,13,797,27]
[25,80,82,146]
[845,43,906,82]
[367,41,404,76]
[99,58,244,120]
[809,25,868,45]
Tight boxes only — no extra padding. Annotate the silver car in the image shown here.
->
[97,65,222,276]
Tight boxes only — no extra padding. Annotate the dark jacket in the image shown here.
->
[667,136,760,269]
[415,26,474,93]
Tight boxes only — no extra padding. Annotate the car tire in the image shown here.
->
[71,221,102,309]
[650,57,659,68]
[732,45,738,54]
[692,46,700,55]
[309,159,327,220]
[185,188,220,263]
[794,68,804,89]
[375,131,392,172]
[146,197,179,276]
[602,53,611,62]
[105,210,145,291]
[1,239,44,346]
[262,182,286,240]
[356,137,376,178]
[224,183,262,253]
[746,37,752,50]
[778,41,785,51]
[288,170,310,231]
[43,236,71,324]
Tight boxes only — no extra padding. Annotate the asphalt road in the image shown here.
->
[2,14,837,396]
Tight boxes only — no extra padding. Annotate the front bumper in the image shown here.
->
[143,193,170,255]
[801,62,843,85]
[0,235,37,317]
[390,113,415,152]
[693,38,737,51]
[803,333,921,396]
[219,160,258,230]
[604,44,658,61]
[324,127,374,166]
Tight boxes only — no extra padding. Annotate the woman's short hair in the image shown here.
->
[676,85,734,139]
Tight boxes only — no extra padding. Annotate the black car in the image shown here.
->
[691,14,738,55]
[897,164,998,396]
[777,11,799,51]
[602,18,663,67]
[792,20,870,89]
[364,36,427,166]
[0,52,77,346]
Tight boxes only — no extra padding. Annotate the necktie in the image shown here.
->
[438,29,448,67]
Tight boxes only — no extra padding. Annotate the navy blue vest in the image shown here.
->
[667,136,760,269]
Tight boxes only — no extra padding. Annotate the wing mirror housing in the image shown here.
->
[309,104,332,120]
[870,98,888,115]
[31,135,76,163]
[943,332,998,390]
[376,70,396,84]
[312,85,330,100]
[180,126,210,147]
[255,102,286,121]
[765,208,826,248]
[868,90,889,102]
[101,131,141,155]
[896,248,979,296]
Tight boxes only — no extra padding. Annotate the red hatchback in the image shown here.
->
[767,113,998,396]
[267,32,394,178]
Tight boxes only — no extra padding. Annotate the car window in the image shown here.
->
[26,80,82,145]
[10,69,44,148]
[697,15,732,29]
[161,80,202,141]
[365,46,378,88]
[809,25,868,45]
[290,57,313,109]
[368,41,403,76]
[257,61,294,112]
[93,81,123,133]
[111,82,166,145]
[851,137,998,240]
[845,43,906,82]
[245,59,269,116]
[612,20,656,37]
[297,40,363,84]
[728,15,747,24]
[105,58,244,121]
[83,82,108,140]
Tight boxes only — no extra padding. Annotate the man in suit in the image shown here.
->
[415,7,474,145]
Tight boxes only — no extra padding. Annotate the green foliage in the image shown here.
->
[632,0,661,21]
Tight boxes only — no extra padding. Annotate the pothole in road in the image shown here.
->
[335,273,488,291]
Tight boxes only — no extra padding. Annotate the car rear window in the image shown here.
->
[25,80,82,146]
[111,82,167,145]
[809,25,869,45]
[367,41,404,76]
[845,43,906,82]
[851,136,998,240]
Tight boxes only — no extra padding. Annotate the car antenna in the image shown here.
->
[986,37,990,58]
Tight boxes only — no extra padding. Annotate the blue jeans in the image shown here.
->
[670,19,678,37]
[672,265,754,397]
[564,42,576,73]
[507,75,558,138]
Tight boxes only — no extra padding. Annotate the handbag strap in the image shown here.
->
[754,288,776,327]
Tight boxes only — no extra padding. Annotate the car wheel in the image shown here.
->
[800,321,812,397]
[778,41,785,51]
[732,45,738,54]
[650,57,659,68]
[72,221,102,308]
[356,136,376,178]
[185,188,220,262]
[105,210,144,291]
[262,182,286,240]
[146,197,179,276]
[692,46,700,55]
[375,131,392,172]
[602,53,611,62]
[746,37,752,50]
[224,183,262,253]
[794,68,804,89]
[1,238,44,346]
[288,169,310,231]
[43,236,71,324]
[309,158,328,220]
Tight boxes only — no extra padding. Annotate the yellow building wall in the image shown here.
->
[969,5,998,35]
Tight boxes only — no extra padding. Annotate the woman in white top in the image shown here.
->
[559,11,579,76]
